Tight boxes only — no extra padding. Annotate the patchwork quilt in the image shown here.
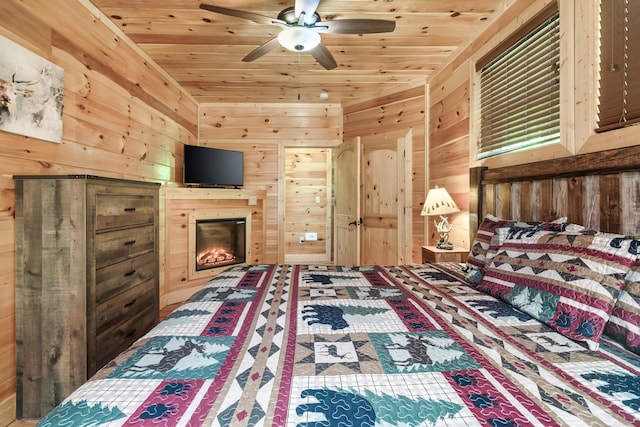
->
[39,263,640,426]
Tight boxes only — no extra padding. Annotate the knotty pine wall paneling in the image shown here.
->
[198,103,342,263]
[426,0,560,249]
[343,86,426,263]
[427,65,471,249]
[0,0,197,423]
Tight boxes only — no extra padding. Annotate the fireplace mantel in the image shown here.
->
[164,186,267,304]
[165,187,266,203]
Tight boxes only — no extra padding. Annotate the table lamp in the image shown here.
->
[421,186,460,250]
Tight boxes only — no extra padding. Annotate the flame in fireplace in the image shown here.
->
[197,247,237,268]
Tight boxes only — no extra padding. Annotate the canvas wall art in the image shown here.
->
[0,35,64,144]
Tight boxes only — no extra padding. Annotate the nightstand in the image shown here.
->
[422,245,468,263]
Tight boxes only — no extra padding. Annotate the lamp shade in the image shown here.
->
[277,27,321,52]
[421,186,460,216]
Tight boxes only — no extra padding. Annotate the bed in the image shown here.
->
[38,147,640,426]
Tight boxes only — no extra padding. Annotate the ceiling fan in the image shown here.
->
[199,0,396,70]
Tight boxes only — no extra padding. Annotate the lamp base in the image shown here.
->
[434,216,454,250]
[435,241,454,250]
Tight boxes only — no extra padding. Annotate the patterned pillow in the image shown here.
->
[479,229,639,350]
[484,220,573,264]
[464,215,567,284]
[465,215,524,283]
[604,264,640,354]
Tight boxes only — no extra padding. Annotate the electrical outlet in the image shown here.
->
[305,232,318,241]
[299,237,305,243]
[248,195,257,205]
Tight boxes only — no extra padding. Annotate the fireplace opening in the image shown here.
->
[195,218,246,270]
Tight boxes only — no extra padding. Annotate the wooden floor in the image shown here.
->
[10,302,184,426]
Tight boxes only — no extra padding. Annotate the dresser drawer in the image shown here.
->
[95,303,155,369]
[95,277,156,336]
[95,194,155,231]
[95,251,155,304]
[95,225,155,269]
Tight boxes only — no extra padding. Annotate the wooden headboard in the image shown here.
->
[470,145,640,240]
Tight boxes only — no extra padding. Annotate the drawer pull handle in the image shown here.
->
[124,207,136,212]
[124,328,137,338]
[124,269,136,277]
[124,240,137,246]
[124,298,137,308]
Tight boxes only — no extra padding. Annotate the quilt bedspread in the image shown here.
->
[39,263,640,426]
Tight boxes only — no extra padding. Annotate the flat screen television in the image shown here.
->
[183,145,244,188]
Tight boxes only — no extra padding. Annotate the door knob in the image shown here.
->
[348,218,363,226]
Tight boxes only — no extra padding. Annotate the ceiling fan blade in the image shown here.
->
[309,43,337,70]
[242,38,281,62]
[199,3,285,26]
[295,0,320,25]
[317,19,396,34]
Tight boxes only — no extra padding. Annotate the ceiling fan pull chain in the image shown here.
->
[297,52,301,101]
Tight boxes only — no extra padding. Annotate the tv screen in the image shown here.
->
[183,145,244,187]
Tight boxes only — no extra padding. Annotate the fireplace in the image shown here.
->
[195,218,246,271]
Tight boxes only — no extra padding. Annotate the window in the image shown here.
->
[597,0,640,132]
[476,5,560,159]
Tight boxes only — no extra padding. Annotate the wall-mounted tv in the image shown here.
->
[183,144,244,188]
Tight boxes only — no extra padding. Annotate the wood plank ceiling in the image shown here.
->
[88,0,506,105]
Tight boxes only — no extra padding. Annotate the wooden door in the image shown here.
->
[333,137,361,265]
[361,131,412,265]
[283,148,332,264]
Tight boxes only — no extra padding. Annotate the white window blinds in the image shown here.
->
[597,0,640,132]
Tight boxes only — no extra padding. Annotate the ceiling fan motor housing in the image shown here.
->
[278,6,320,25]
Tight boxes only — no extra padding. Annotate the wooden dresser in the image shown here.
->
[14,175,160,418]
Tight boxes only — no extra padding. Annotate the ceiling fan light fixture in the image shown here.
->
[277,27,321,52]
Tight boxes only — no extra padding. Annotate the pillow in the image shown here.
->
[479,229,638,350]
[483,220,574,264]
[604,264,640,354]
[465,215,524,283]
[466,214,508,269]
[464,215,568,284]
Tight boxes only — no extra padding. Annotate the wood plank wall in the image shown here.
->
[0,0,197,423]
[428,65,471,249]
[198,103,342,263]
[426,0,554,250]
[343,86,427,263]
